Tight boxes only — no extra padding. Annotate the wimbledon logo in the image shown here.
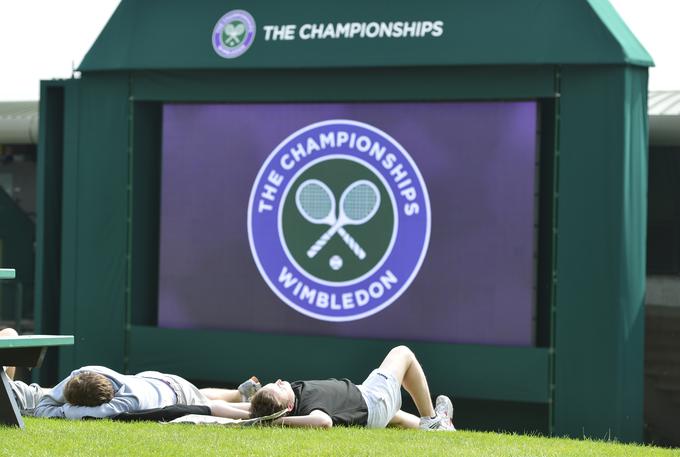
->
[212,10,256,59]
[248,120,430,321]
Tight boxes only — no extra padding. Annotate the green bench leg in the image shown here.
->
[0,370,24,429]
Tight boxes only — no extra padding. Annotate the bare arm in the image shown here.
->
[273,409,333,428]
[208,400,251,419]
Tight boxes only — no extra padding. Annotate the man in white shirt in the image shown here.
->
[2,327,259,420]
[33,366,256,420]
[33,366,252,419]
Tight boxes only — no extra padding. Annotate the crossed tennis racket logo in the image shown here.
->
[295,179,381,260]
[223,22,246,46]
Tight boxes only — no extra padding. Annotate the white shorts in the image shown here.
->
[166,374,210,406]
[357,369,402,428]
[138,371,210,407]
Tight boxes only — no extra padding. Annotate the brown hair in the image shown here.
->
[250,388,288,418]
[64,372,114,406]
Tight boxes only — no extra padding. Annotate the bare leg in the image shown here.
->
[378,345,435,418]
[208,400,251,419]
[200,388,241,403]
[0,328,18,379]
[388,410,420,429]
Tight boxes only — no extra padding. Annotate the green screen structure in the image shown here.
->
[36,0,650,442]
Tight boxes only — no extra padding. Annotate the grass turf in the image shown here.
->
[0,419,677,457]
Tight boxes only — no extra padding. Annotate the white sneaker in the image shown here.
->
[419,395,456,431]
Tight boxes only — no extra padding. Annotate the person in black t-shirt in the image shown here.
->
[249,345,455,430]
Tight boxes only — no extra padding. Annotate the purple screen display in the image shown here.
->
[158,102,537,346]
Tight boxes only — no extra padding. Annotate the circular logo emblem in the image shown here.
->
[248,120,430,321]
[212,10,256,59]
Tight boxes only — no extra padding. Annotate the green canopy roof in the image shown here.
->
[79,0,652,71]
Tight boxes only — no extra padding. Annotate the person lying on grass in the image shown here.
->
[1,328,260,420]
[32,366,260,420]
[249,345,455,431]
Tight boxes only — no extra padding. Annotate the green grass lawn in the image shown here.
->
[0,419,677,457]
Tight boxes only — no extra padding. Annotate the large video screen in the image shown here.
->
[158,101,538,346]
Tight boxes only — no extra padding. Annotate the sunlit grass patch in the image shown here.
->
[0,418,676,457]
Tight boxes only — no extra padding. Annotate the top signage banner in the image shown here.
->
[262,20,444,42]
[79,0,650,71]
[212,9,444,60]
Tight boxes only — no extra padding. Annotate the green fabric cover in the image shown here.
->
[587,0,654,66]
[554,66,647,442]
[79,0,653,71]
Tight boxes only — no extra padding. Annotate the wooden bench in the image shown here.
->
[0,335,74,428]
